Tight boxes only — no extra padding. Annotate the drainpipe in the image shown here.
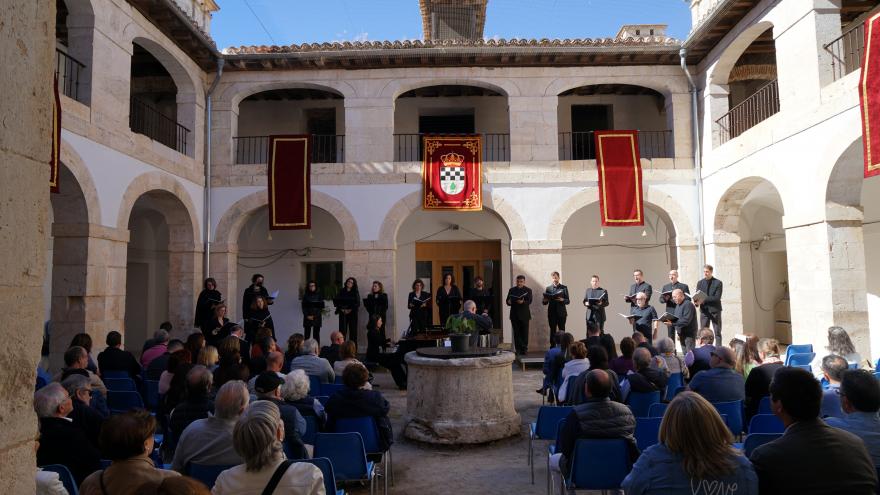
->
[204,58,225,279]
[679,48,706,267]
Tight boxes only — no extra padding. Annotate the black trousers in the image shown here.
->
[548,312,566,344]
[701,311,722,343]
[677,332,695,354]
[339,312,358,344]
[303,319,321,344]
[512,319,530,355]
[588,311,605,332]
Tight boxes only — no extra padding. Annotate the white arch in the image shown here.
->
[379,78,519,100]
[226,80,356,111]
[708,21,775,87]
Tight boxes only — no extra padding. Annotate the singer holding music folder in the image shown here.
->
[659,269,690,339]
[624,269,653,308]
[662,288,697,352]
[583,275,609,332]
[334,277,360,344]
[506,275,533,355]
[302,280,325,343]
[435,273,463,328]
[624,292,657,345]
[407,279,431,335]
[542,271,570,345]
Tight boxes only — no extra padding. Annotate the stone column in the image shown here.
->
[676,240,703,294]
[88,23,133,129]
[168,241,201,336]
[668,92,694,165]
[510,241,562,352]
[705,84,730,149]
[64,10,94,105]
[210,99,236,169]
[707,235,744,338]
[0,0,52,490]
[344,98,394,163]
[344,242,395,346]
[508,96,558,163]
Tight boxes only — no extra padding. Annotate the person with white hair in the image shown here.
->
[61,374,104,449]
[212,401,324,495]
[171,380,249,472]
[289,338,334,383]
[656,337,689,380]
[34,383,101,485]
[281,369,327,430]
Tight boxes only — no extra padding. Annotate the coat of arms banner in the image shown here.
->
[422,135,483,210]
[860,12,880,178]
[595,130,644,226]
[268,135,311,230]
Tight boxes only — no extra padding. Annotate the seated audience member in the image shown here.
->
[247,351,285,395]
[250,328,276,360]
[160,350,194,415]
[750,367,877,494]
[254,372,308,459]
[326,363,393,453]
[610,336,636,376]
[820,354,848,419]
[69,333,98,374]
[159,349,191,395]
[143,322,173,353]
[281,369,327,430]
[224,325,251,369]
[685,328,716,378]
[212,401,323,495]
[540,331,566,395]
[557,342,590,403]
[628,347,668,394]
[171,380,249,472]
[184,332,206,365]
[549,370,637,484]
[319,331,345,366]
[80,410,179,494]
[656,337,689,380]
[734,334,761,378]
[35,466,67,495]
[97,330,141,379]
[145,338,184,381]
[282,333,305,373]
[632,332,658,357]
[827,369,880,467]
[687,346,745,403]
[744,338,784,421]
[142,329,171,368]
[213,351,250,391]
[56,345,107,397]
[168,366,215,445]
[581,320,617,359]
[568,346,623,405]
[155,476,211,495]
[34,383,101,486]
[622,391,758,494]
[545,333,575,400]
[811,326,862,379]
[61,374,105,449]
[333,340,369,378]
[290,338,335,384]
[196,344,219,370]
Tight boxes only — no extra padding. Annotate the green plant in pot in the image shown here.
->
[445,315,475,353]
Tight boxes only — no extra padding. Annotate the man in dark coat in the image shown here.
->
[695,264,723,343]
[97,330,142,379]
[34,383,101,485]
[61,374,105,450]
[325,363,393,453]
[628,347,668,393]
[506,275,533,355]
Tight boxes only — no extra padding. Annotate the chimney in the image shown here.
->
[420,0,488,41]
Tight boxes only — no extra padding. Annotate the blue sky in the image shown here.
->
[211,0,693,49]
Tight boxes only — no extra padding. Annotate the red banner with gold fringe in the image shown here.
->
[268,135,310,230]
[595,130,644,226]
[422,135,482,210]
[861,12,880,178]
[50,73,61,193]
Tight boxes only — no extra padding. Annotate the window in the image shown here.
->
[635,29,641,35]
[649,29,655,35]
[302,262,342,300]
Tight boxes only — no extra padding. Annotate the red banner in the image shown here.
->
[268,135,310,230]
[595,130,644,226]
[50,73,60,193]
[861,12,880,178]
[422,135,482,210]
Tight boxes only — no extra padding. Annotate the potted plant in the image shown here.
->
[445,315,475,353]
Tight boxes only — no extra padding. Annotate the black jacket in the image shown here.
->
[506,286,532,321]
[242,284,271,320]
[467,287,493,315]
[364,292,388,319]
[69,399,105,450]
[325,387,393,452]
[244,308,274,342]
[559,398,637,475]
[582,335,618,360]
[194,288,222,328]
[567,368,623,405]
[302,290,325,323]
[696,277,723,314]
[435,285,463,323]
[583,287,609,324]
[750,419,876,494]
[628,366,668,394]
[542,284,570,318]
[628,281,653,306]
[744,362,784,420]
[37,417,101,485]
[659,282,690,313]
[671,300,698,339]
[97,346,141,379]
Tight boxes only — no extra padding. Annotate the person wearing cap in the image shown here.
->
[687,346,745,403]
[254,371,308,459]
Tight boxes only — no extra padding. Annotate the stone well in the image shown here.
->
[404,351,521,444]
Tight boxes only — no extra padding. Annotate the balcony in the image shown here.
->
[557,130,673,160]
[393,133,510,162]
[825,23,865,81]
[715,79,780,145]
[55,49,86,103]
[129,97,191,155]
[233,135,346,164]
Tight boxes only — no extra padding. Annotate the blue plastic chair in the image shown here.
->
[627,391,661,418]
[308,375,323,395]
[99,459,112,469]
[303,415,319,445]
[758,396,772,415]
[102,370,130,379]
[546,419,567,494]
[564,439,631,491]
[335,375,345,384]
[793,364,813,373]
[107,390,145,413]
[635,416,662,451]
[849,362,859,370]
[321,383,344,397]
[144,380,160,411]
[665,373,684,402]
[787,353,815,368]
[874,371,880,381]
[104,377,137,392]
[712,400,744,437]
[648,402,667,418]
[40,464,78,495]
[335,416,393,492]
[784,344,813,365]
[528,405,573,484]
[299,457,345,495]
[186,463,234,489]
[742,433,782,457]
[314,432,376,495]
[748,414,784,434]
[35,375,48,391]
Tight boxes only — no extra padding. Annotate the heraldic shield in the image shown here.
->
[422,135,482,210]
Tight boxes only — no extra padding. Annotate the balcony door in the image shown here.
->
[571,105,612,160]
[419,114,475,135]
[307,108,337,163]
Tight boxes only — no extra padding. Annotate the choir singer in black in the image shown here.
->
[302,280,325,343]
[659,269,690,340]
[662,288,697,352]
[435,273,462,327]
[695,264,724,342]
[467,276,492,317]
[363,280,389,324]
[242,273,273,321]
[583,275,609,332]
[334,277,360,343]
[245,295,275,343]
[625,269,653,307]
[506,275,533,355]
[194,277,222,330]
[542,271,570,345]
[407,279,431,335]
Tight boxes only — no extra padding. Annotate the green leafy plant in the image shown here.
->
[445,315,475,335]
